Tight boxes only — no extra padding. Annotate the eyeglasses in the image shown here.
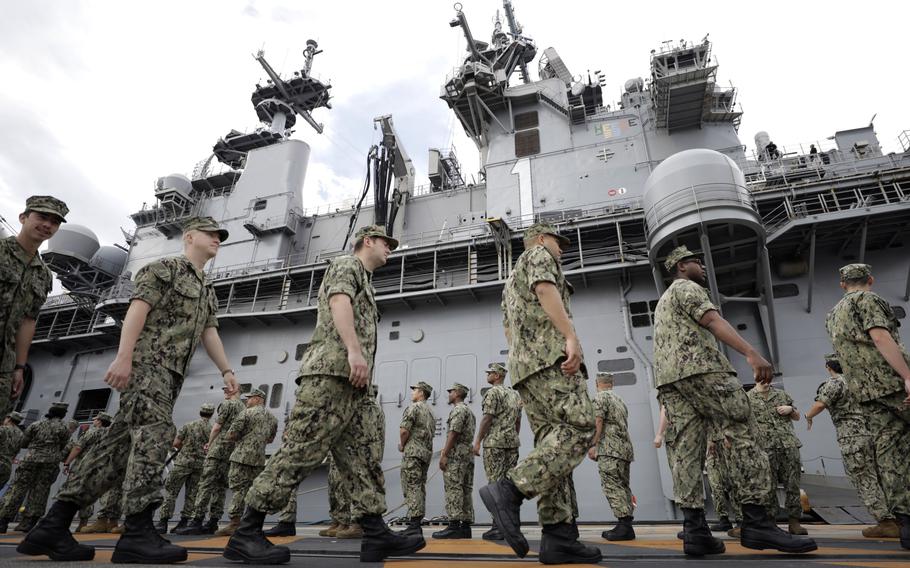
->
[682,258,703,266]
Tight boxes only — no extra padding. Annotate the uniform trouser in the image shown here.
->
[159,463,203,520]
[400,456,430,519]
[327,455,353,525]
[656,372,772,511]
[706,451,741,522]
[507,364,594,525]
[0,462,58,519]
[227,462,263,519]
[276,485,299,524]
[444,457,474,523]
[841,438,892,522]
[0,375,11,422]
[193,457,230,520]
[56,363,180,517]
[0,461,11,489]
[483,447,519,483]
[78,504,94,522]
[862,390,910,516]
[97,482,124,521]
[765,446,802,519]
[597,456,633,518]
[245,375,385,521]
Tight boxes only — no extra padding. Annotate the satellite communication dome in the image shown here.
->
[90,245,128,276]
[45,224,100,264]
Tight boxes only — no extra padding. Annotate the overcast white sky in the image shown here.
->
[1,0,908,247]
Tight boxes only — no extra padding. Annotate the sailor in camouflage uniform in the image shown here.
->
[63,412,114,532]
[19,216,239,564]
[705,440,740,534]
[0,401,70,533]
[826,263,910,550]
[155,402,215,534]
[0,411,24,489]
[805,353,897,538]
[177,386,245,535]
[588,372,636,541]
[0,196,67,420]
[215,389,277,537]
[225,225,425,564]
[652,246,816,556]
[747,381,806,534]
[480,222,601,564]
[472,362,520,541]
[433,383,476,539]
[398,380,436,536]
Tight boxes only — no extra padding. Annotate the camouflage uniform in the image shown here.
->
[501,237,595,525]
[0,411,69,520]
[826,269,910,518]
[400,392,435,519]
[245,252,387,522]
[55,253,220,516]
[706,448,740,523]
[68,423,110,522]
[653,270,772,511]
[815,375,891,522]
[227,401,278,518]
[443,391,475,523]
[481,383,521,484]
[160,414,211,520]
[193,397,244,520]
[0,415,24,488]
[96,485,124,522]
[593,389,634,518]
[747,387,803,519]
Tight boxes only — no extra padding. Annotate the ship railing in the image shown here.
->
[899,130,910,152]
[300,183,455,217]
[643,183,754,236]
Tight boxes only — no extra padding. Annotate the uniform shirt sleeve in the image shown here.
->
[399,405,414,431]
[449,406,469,435]
[857,293,896,332]
[525,247,560,293]
[783,391,795,408]
[593,394,607,420]
[25,271,52,318]
[323,258,359,301]
[815,380,840,407]
[205,286,219,329]
[482,388,501,417]
[227,409,249,438]
[216,401,237,426]
[177,423,190,443]
[132,261,172,308]
[677,280,717,323]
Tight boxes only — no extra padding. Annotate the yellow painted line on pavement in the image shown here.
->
[420,539,535,556]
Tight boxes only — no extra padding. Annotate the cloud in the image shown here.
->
[0,1,89,78]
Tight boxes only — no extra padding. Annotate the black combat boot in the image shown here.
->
[171,517,189,533]
[460,521,473,538]
[110,503,187,564]
[539,522,603,565]
[482,518,503,541]
[0,517,9,534]
[174,516,204,535]
[893,512,910,550]
[740,503,817,553]
[676,529,684,540]
[16,501,95,561]
[15,516,38,533]
[223,508,290,565]
[201,517,219,534]
[154,517,169,534]
[681,508,725,556]
[399,517,423,537]
[263,521,297,537]
[360,514,426,562]
[432,520,463,539]
[710,516,733,532]
[479,479,528,557]
[603,516,635,541]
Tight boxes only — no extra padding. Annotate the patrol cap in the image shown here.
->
[67,419,79,429]
[839,263,871,281]
[823,353,839,365]
[410,381,433,398]
[485,362,508,375]
[596,371,615,384]
[6,411,23,424]
[25,195,69,222]
[50,402,69,411]
[355,224,399,251]
[524,222,570,247]
[447,382,470,397]
[243,388,267,400]
[95,412,114,423]
[664,245,701,272]
[200,403,216,415]
[183,216,229,243]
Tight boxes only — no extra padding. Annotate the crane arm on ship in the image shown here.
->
[374,115,415,241]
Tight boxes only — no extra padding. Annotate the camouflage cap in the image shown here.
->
[410,381,433,397]
[839,263,871,281]
[485,362,508,375]
[6,411,23,424]
[25,195,69,222]
[663,245,701,272]
[183,216,229,243]
[824,353,839,364]
[200,403,216,415]
[596,371,615,384]
[95,412,114,423]
[355,224,399,251]
[243,387,267,400]
[67,419,79,429]
[524,222,570,246]
[447,382,470,397]
[50,402,69,410]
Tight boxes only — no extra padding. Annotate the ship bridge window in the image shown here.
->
[239,383,252,395]
[73,388,112,421]
[270,384,283,409]
[629,300,659,328]
[597,358,635,373]
[253,199,267,211]
[772,284,799,298]
[612,372,637,386]
[892,305,906,319]
[241,355,258,366]
[515,130,540,158]
[257,384,270,401]
[514,111,539,130]
[389,331,400,340]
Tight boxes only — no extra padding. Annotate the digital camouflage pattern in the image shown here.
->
[481,385,521,449]
[160,463,202,520]
[207,398,245,460]
[766,446,803,518]
[652,279,735,387]
[131,256,219,377]
[276,483,300,524]
[21,416,69,464]
[400,399,434,517]
[483,447,518,485]
[508,364,595,524]
[191,456,230,520]
[70,425,107,471]
[593,390,633,460]
[663,245,700,272]
[297,255,378,381]
[97,484,124,521]
[0,462,59,520]
[706,450,741,522]
[227,462,264,518]
[173,416,211,468]
[327,455,353,525]
[501,245,580,385]
[0,236,53,418]
[182,216,229,242]
[354,224,399,250]
[446,402,476,461]
[597,456,633,518]
[747,387,802,449]
[24,195,69,220]
[228,405,278,467]
[443,401,475,522]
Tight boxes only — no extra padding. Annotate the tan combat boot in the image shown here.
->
[788,517,808,535]
[80,518,112,534]
[110,522,123,534]
[214,516,241,537]
[862,519,901,538]
[336,523,363,539]
[74,519,89,533]
[318,522,341,537]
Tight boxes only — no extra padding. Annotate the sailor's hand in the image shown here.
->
[104,355,133,391]
[653,434,663,449]
[398,443,404,453]
[746,350,774,384]
[776,405,793,416]
[472,442,481,457]
[10,368,24,399]
[587,447,597,461]
[222,371,239,396]
[348,351,369,388]
[439,454,448,472]
[561,336,582,376]
[805,415,813,430]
